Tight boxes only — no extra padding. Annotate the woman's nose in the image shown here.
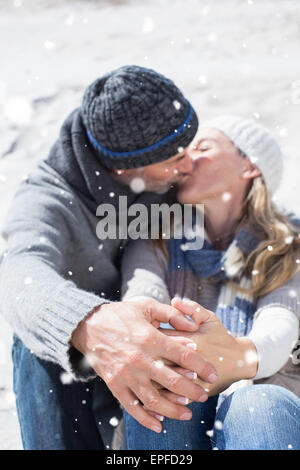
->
[177,153,194,174]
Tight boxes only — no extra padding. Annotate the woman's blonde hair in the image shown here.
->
[234,175,300,297]
[154,174,300,298]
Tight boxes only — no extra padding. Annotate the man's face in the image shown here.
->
[112,148,194,193]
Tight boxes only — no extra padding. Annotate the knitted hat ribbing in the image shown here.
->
[200,115,284,195]
[81,65,198,169]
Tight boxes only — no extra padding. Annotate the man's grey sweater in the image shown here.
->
[0,108,170,381]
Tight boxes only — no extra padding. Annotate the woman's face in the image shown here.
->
[177,127,258,204]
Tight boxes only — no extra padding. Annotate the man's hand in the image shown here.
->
[71,299,218,433]
[158,298,258,402]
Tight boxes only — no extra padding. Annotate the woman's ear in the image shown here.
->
[242,164,261,180]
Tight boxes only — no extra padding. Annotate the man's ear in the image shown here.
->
[242,164,261,180]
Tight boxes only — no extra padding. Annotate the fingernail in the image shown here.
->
[176,396,189,405]
[186,342,197,350]
[208,373,218,383]
[151,424,161,433]
[184,371,197,380]
[198,392,208,402]
[154,414,164,421]
[180,412,192,420]
[171,296,181,305]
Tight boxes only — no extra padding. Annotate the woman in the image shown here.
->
[120,115,300,450]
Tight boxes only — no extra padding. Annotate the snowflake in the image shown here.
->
[219,356,224,361]
[252,269,259,275]
[95,171,100,176]
[288,444,293,449]
[206,429,214,438]
[68,271,73,276]
[245,349,257,365]
[60,372,73,385]
[82,400,86,405]
[278,128,288,138]
[154,360,164,369]
[250,155,259,164]
[109,192,115,198]
[65,14,75,26]
[24,276,32,285]
[88,266,94,272]
[109,416,119,427]
[267,245,273,251]
[222,192,232,202]
[173,100,181,110]
[289,289,297,298]
[44,40,55,50]
[4,96,33,125]
[130,177,146,193]
[214,420,223,430]
[198,75,207,86]
[285,236,294,245]
[142,17,155,33]
[98,244,103,250]
[249,407,254,413]
[177,146,184,153]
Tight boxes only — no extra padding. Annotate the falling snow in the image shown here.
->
[130,177,146,193]
[109,416,119,427]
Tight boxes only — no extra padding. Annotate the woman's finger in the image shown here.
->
[171,297,212,325]
[159,388,208,405]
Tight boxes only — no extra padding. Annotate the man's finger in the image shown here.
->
[113,387,164,434]
[131,379,193,421]
[170,297,212,325]
[149,360,208,402]
[156,331,218,384]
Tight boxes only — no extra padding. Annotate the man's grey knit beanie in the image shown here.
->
[200,115,284,195]
[81,65,198,169]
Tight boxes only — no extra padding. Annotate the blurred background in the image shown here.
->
[0,0,299,449]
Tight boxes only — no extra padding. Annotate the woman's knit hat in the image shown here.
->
[81,65,198,170]
[200,115,284,194]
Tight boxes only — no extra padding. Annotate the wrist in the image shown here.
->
[235,337,259,380]
[71,303,104,354]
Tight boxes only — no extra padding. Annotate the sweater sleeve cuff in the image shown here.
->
[37,280,109,381]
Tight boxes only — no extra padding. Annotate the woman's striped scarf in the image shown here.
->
[166,224,262,337]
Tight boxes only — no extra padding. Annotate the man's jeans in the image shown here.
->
[12,335,122,450]
[123,384,300,450]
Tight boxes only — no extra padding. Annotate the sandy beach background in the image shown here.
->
[0,0,299,449]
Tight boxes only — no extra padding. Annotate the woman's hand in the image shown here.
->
[153,298,258,404]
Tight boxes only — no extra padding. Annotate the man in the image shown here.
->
[0,65,217,450]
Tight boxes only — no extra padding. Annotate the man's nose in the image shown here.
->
[177,153,194,174]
